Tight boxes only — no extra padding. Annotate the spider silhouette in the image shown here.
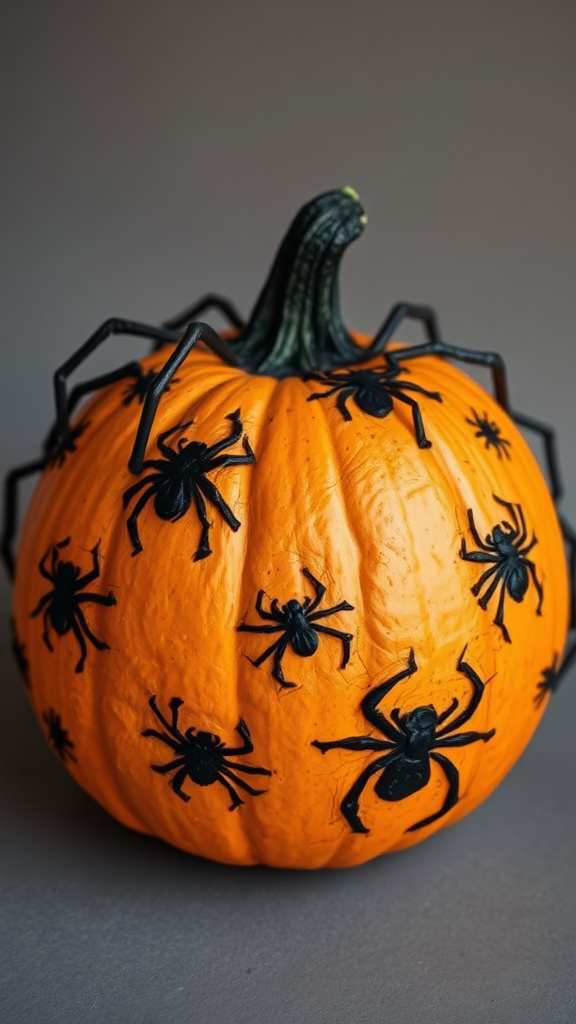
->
[46,418,91,468]
[142,696,272,809]
[305,365,442,448]
[123,409,255,560]
[312,647,495,834]
[121,366,179,406]
[465,408,511,459]
[31,538,117,673]
[10,617,30,687]
[43,708,77,763]
[237,568,354,688]
[460,495,543,643]
[534,654,560,708]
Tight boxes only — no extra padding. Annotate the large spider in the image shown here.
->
[305,365,442,448]
[142,696,272,809]
[43,708,77,763]
[312,647,495,834]
[465,408,511,459]
[237,568,354,688]
[31,538,117,673]
[460,495,543,643]
[123,409,255,561]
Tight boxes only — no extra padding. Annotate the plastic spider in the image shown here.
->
[121,366,179,406]
[237,567,354,688]
[305,365,442,448]
[43,708,77,763]
[460,495,543,643]
[465,408,511,459]
[123,409,255,561]
[534,654,560,708]
[10,617,30,687]
[312,647,495,834]
[142,696,272,809]
[31,538,117,673]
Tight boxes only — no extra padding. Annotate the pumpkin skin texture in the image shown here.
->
[8,189,572,869]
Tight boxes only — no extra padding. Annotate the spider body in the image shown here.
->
[460,495,543,643]
[238,568,354,688]
[142,696,272,809]
[123,409,255,560]
[305,365,442,448]
[465,408,511,459]
[43,708,77,763]
[31,538,116,673]
[312,648,495,834]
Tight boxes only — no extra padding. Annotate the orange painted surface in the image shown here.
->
[13,337,569,868]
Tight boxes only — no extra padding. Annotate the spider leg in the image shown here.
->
[271,638,296,688]
[31,591,53,616]
[308,599,354,621]
[389,389,432,448]
[336,388,356,421]
[436,651,490,735]
[493,495,524,545]
[75,542,102,588]
[460,547,499,565]
[476,568,504,609]
[206,447,256,471]
[311,623,353,668]
[301,567,326,612]
[306,383,348,403]
[493,577,512,643]
[145,696,187,743]
[126,485,159,555]
[169,766,192,802]
[122,474,163,508]
[40,608,54,652]
[214,772,244,811]
[237,623,283,634]
[161,293,245,336]
[436,697,459,726]
[512,410,563,501]
[191,483,213,561]
[519,535,538,557]
[470,563,500,596]
[560,514,576,630]
[433,728,496,748]
[196,475,241,532]
[141,729,182,752]
[218,765,268,797]
[386,379,442,402]
[76,591,116,607]
[204,409,244,457]
[254,589,283,621]
[156,421,194,457]
[524,559,544,614]
[341,753,400,834]
[222,760,273,777]
[150,756,187,773]
[70,617,89,673]
[38,542,59,582]
[405,752,460,832]
[312,736,394,754]
[222,718,255,757]
[246,635,285,668]
[361,649,418,739]
[1,456,48,579]
[59,361,143,425]
[75,606,109,653]
[465,508,494,551]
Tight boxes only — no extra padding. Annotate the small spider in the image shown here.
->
[237,568,354,688]
[43,708,77,763]
[10,617,30,687]
[305,365,442,448]
[534,654,560,708]
[45,418,91,468]
[465,408,511,459]
[31,537,117,673]
[121,366,179,406]
[123,409,255,561]
[460,495,543,643]
[312,647,495,834]
[142,696,272,809]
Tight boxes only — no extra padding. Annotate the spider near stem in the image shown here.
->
[237,568,354,688]
[460,495,543,643]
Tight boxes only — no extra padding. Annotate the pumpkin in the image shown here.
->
[4,188,574,870]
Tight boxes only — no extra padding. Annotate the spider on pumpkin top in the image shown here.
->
[460,495,543,643]
[312,647,495,834]
[238,568,354,688]
[304,364,442,448]
[123,409,255,561]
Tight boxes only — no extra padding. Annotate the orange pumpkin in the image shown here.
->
[4,188,574,869]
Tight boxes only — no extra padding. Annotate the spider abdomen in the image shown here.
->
[356,387,394,418]
[291,626,319,658]
[507,562,529,602]
[375,758,431,802]
[153,479,193,521]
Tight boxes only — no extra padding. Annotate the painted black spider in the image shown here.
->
[121,366,179,406]
[312,647,495,834]
[43,708,77,763]
[123,409,255,561]
[31,538,117,673]
[237,568,354,688]
[305,365,442,448]
[460,495,543,644]
[142,696,272,809]
[10,617,30,687]
[534,655,560,708]
[465,408,511,459]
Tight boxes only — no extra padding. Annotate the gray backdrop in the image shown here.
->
[1,2,575,1022]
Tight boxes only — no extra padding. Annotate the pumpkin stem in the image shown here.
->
[234,188,368,376]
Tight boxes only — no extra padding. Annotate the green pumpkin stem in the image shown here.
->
[234,188,368,376]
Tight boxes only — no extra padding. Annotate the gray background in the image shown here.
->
[1,1,575,1022]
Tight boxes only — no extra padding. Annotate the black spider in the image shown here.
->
[43,708,77,763]
[460,495,543,643]
[312,647,495,834]
[142,696,272,809]
[121,366,179,406]
[31,538,117,673]
[465,408,511,459]
[534,654,560,708]
[305,365,442,448]
[237,568,354,688]
[123,409,255,561]
[10,617,30,687]
[45,418,91,468]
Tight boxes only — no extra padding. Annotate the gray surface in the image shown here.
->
[1,2,575,1022]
